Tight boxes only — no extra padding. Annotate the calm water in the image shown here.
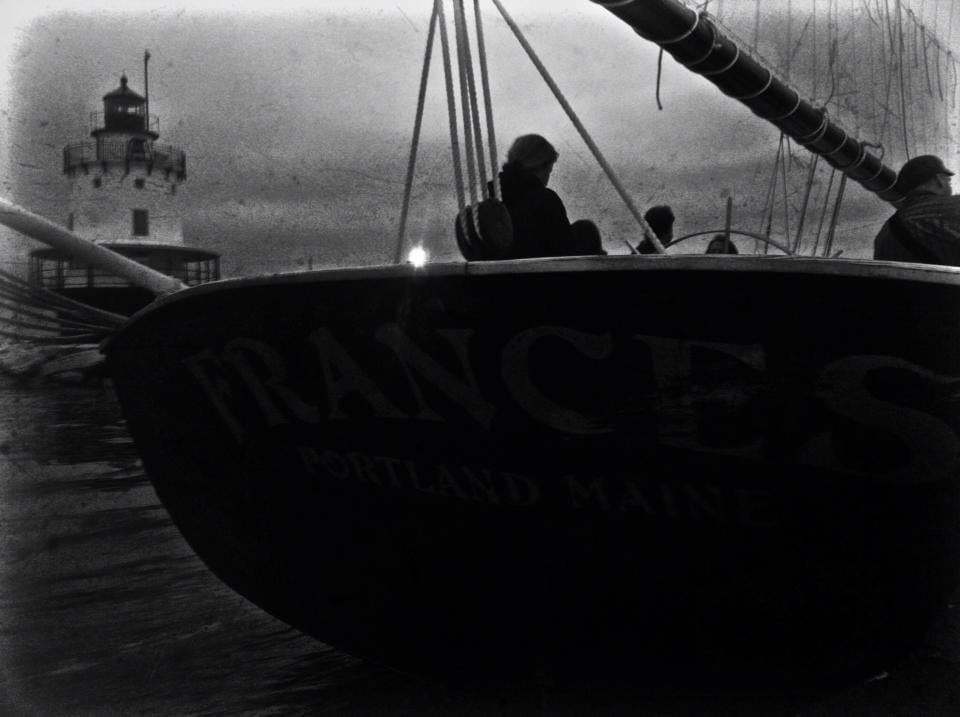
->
[2,375,960,715]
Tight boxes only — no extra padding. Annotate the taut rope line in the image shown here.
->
[436,0,471,243]
[394,0,440,264]
[451,0,480,207]
[473,0,500,200]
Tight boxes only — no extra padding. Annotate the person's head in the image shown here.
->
[570,220,605,255]
[644,205,675,242]
[896,154,954,197]
[506,134,559,185]
[706,234,738,254]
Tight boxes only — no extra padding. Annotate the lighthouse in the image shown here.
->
[28,53,220,316]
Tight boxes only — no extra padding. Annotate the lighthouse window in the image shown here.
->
[128,139,148,160]
[93,177,102,188]
[132,209,149,236]
[134,178,145,189]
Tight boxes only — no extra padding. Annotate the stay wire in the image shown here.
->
[757,134,782,251]
[437,0,469,237]
[473,0,500,200]
[451,0,479,206]
[823,171,847,257]
[779,135,793,255]
[394,0,440,264]
[452,0,488,241]
[811,167,837,256]
[896,0,912,157]
[656,49,665,110]
[792,153,820,255]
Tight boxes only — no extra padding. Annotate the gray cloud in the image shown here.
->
[2,2,956,271]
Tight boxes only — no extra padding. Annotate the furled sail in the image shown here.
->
[590,0,902,202]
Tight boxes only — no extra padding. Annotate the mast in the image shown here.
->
[144,49,151,125]
[589,0,902,203]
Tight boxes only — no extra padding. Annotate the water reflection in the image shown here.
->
[0,379,456,715]
[1,376,959,715]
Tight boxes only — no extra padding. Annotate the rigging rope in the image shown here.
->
[753,0,761,51]
[452,0,500,243]
[813,0,818,99]
[864,0,880,141]
[0,297,113,333]
[811,167,837,256]
[896,0,912,157]
[0,269,125,328]
[0,327,104,346]
[950,1,957,60]
[757,135,783,252]
[786,0,793,82]
[452,0,480,207]
[877,0,895,147]
[393,0,440,264]
[398,0,955,262]
[453,0,489,199]
[396,0,505,260]
[779,136,792,255]
[0,269,124,348]
[947,52,958,109]
[472,0,500,200]
[823,171,848,257]
[792,154,820,255]
[921,25,933,96]
[936,31,944,100]
[436,0,470,242]
[655,49,665,110]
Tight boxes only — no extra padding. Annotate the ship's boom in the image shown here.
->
[590,0,901,202]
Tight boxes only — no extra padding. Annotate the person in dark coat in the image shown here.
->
[636,205,675,254]
[569,223,607,255]
[874,154,960,265]
[498,134,600,258]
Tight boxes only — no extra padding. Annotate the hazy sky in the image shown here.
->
[1,0,958,271]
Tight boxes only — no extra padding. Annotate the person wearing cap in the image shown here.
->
[874,154,960,265]
[497,134,601,258]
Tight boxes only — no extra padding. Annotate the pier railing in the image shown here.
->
[30,252,220,290]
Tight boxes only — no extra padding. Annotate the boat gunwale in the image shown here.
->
[103,254,960,349]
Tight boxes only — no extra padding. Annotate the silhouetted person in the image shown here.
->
[637,205,674,254]
[570,223,606,255]
[498,134,600,258]
[706,234,739,254]
[875,154,960,265]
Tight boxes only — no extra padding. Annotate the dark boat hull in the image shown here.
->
[104,256,960,684]
[55,285,157,316]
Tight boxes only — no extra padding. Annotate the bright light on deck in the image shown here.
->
[407,246,428,267]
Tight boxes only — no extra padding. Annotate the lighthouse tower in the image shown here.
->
[28,55,219,316]
[66,71,187,246]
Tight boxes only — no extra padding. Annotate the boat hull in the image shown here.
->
[104,256,960,684]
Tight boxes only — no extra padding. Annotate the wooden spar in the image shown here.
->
[0,197,186,296]
[589,0,902,203]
